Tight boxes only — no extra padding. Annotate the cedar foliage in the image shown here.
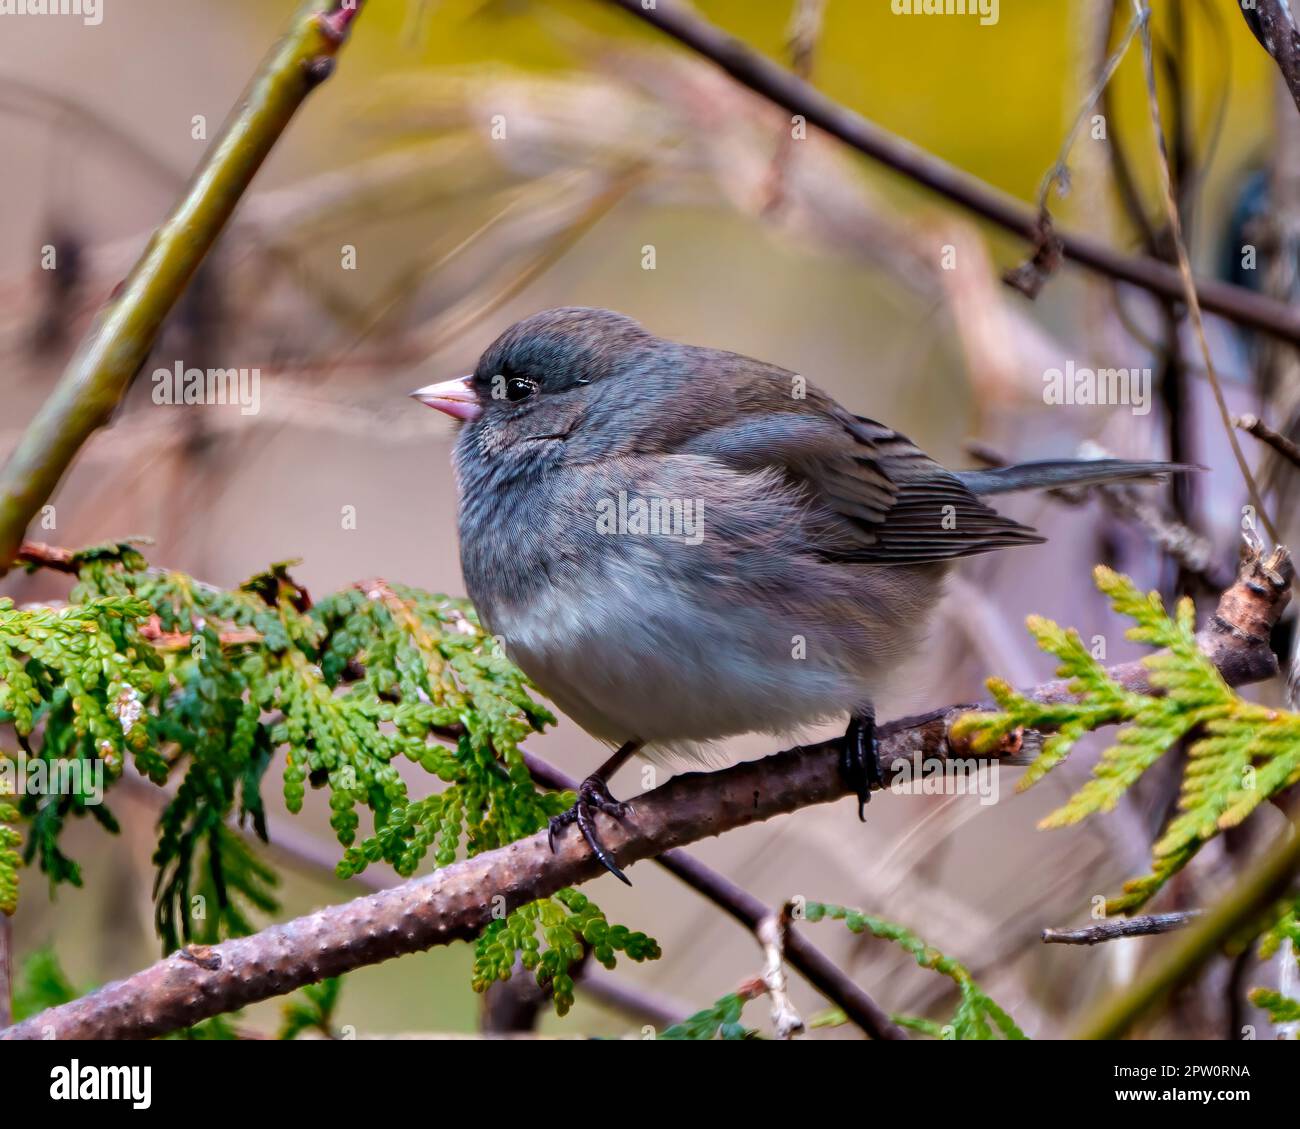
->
[0,543,657,1014]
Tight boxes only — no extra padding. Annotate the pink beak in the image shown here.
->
[410,375,481,422]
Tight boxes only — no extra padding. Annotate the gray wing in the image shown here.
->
[679,406,1043,565]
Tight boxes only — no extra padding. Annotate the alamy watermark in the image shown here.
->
[152,362,261,415]
[1043,360,1152,416]
[1,750,104,806]
[0,0,103,25]
[595,491,705,545]
[891,0,999,27]
[50,1061,150,1109]
[889,752,999,805]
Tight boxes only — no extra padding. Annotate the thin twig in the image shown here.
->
[12,542,79,574]
[1131,0,1279,545]
[1036,4,1146,213]
[1042,910,1203,945]
[600,0,1300,344]
[1072,813,1300,1038]
[761,0,825,213]
[1237,413,1300,471]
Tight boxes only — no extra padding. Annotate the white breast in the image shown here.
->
[482,554,893,760]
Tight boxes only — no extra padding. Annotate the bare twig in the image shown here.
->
[1073,813,1300,1039]
[1132,0,1279,544]
[1005,1,1146,297]
[761,0,825,213]
[2,545,1288,1041]
[1237,413,1300,472]
[1037,4,1146,213]
[0,0,367,573]
[1042,910,1202,946]
[600,0,1300,344]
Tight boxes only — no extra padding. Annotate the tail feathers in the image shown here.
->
[956,459,1200,497]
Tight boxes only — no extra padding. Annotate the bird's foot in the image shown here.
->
[842,710,885,822]
[548,775,633,885]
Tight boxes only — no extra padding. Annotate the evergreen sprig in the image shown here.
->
[1259,895,1300,961]
[0,779,17,915]
[658,992,759,1040]
[4,543,657,1010]
[1249,988,1300,1031]
[950,566,1300,913]
[473,889,660,1016]
[279,976,344,1040]
[802,901,1026,1040]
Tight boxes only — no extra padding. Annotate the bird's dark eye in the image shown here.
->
[504,375,538,403]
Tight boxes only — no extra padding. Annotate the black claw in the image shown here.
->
[843,710,884,821]
[547,775,633,885]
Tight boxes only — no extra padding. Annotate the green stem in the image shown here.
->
[0,0,365,572]
[1072,815,1300,1039]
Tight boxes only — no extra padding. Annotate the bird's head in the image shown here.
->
[411,307,665,468]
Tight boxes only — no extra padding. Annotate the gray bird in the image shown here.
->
[413,307,1188,882]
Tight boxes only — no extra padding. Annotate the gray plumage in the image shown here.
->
[439,308,1187,762]
[955,459,1186,496]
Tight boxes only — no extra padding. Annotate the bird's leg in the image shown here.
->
[842,707,885,821]
[547,739,642,885]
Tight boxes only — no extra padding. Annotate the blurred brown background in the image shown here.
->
[1,0,1291,1037]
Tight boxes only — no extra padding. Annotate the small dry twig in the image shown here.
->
[756,905,804,1040]
[1042,910,1202,946]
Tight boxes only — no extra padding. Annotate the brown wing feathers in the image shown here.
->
[814,414,1043,565]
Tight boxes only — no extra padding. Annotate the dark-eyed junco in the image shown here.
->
[413,307,1188,882]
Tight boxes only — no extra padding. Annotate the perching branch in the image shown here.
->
[2,544,1289,1041]
[0,0,366,573]
[600,0,1300,345]
[1004,0,1145,298]
[522,752,907,1040]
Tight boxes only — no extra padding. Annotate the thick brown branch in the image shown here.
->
[1242,0,1300,117]
[1,545,1290,1040]
[601,0,1300,345]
